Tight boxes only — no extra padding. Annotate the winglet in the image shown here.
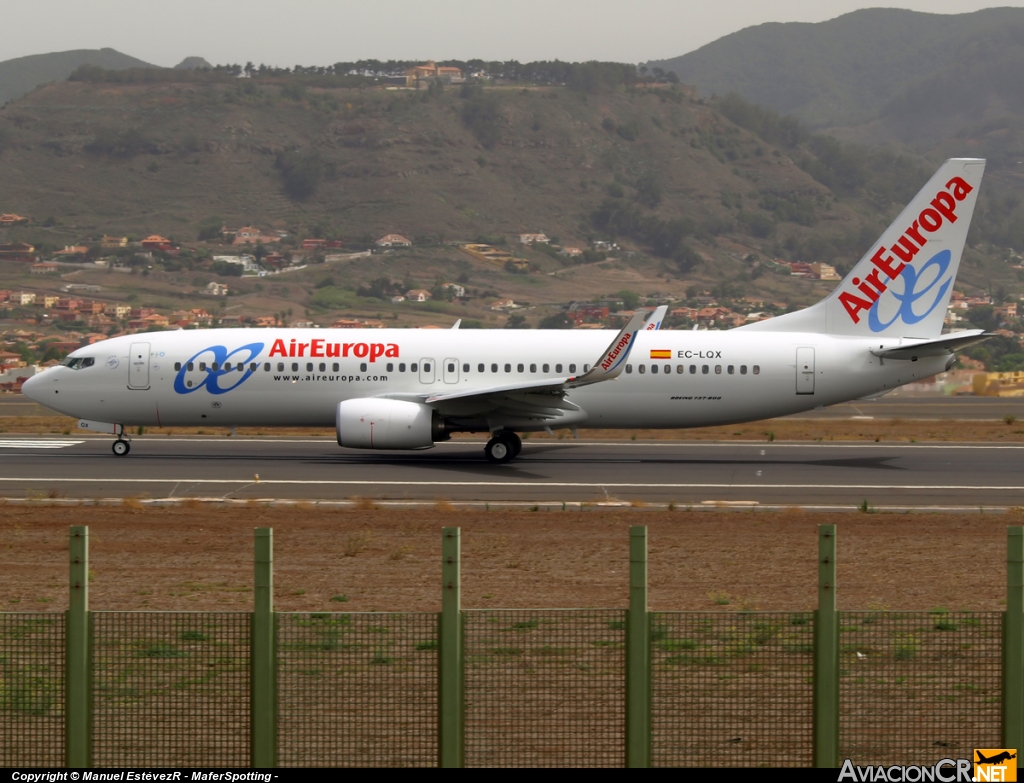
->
[566,311,647,387]
[451,319,461,330]
[643,305,667,331]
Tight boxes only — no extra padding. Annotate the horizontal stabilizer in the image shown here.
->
[870,329,990,360]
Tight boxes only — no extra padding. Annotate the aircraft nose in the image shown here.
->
[21,372,43,403]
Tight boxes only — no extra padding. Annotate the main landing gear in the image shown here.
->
[485,431,522,464]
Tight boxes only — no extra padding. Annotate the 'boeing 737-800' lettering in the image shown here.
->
[21,159,992,463]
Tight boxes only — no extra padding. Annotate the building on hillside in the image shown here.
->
[390,295,405,304]
[591,240,618,252]
[518,233,549,245]
[459,243,513,265]
[0,242,37,261]
[302,239,327,250]
[11,292,36,306]
[101,236,128,248]
[405,60,463,87]
[42,295,60,309]
[213,255,261,275]
[489,299,516,311]
[105,303,132,319]
[30,263,59,275]
[789,262,816,278]
[0,290,10,303]
[376,234,412,248]
[53,245,89,258]
[0,214,28,225]
[207,282,229,296]
[996,303,1019,320]
[405,289,431,302]
[810,263,841,281]
[441,282,466,298]
[559,247,584,257]
[231,227,280,245]
[141,235,173,251]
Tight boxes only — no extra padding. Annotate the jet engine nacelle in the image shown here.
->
[336,398,435,450]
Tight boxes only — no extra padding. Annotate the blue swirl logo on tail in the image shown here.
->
[173,343,264,395]
[868,250,952,333]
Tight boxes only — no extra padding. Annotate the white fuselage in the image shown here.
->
[24,328,946,431]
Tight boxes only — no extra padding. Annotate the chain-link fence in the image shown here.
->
[0,613,65,767]
[839,611,1002,765]
[91,612,250,768]
[651,612,815,767]
[463,610,626,767]
[277,612,438,767]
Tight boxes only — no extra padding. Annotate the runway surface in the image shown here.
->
[2,435,1024,508]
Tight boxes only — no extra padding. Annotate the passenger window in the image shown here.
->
[277,363,284,371]
[292,363,298,372]
[505,363,511,373]
[543,364,549,373]
[199,362,206,371]
[651,364,659,374]
[491,363,498,373]
[448,363,455,373]
[517,363,524,373]
[188,362,194,371]
[387,363,394,372]
[174,362,181,371]
[530,363,536,373]
[625,364,632,374]
[715,365,722,374]
[319,363,325,372]
[556,364,563,373]
[690,365,696,374]
[569,363,576,373]
[702,365,709,374]
[399,363,406,372]
[584,364,590,372]
[237,363,244,371]
[333,363,339,372]
[250,363,257,372]
[423,363,431,372]
[676,365,684,374]
[264,363,270,371]
[307,363,313,372]
[753,365,760,375]
[478,363,485,372]
[463,363,469,372]
[728,365,734,374]
[411,363,418,372]
[639,364,646,374]
[361,363,368,372]
[212,362,219,371]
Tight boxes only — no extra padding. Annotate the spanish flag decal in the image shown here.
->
[650,349,672,359]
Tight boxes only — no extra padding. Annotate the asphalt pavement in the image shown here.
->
[1,435,1023,509]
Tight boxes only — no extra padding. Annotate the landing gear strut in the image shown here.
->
[484,431,522,463]
[112,425,131,456]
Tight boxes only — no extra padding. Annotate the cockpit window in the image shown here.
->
[61,357,95,370]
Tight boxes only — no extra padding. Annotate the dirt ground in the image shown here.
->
[0,505,1012,613]
[3,414,1024,442]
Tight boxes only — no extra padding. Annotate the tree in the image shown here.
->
[505,313,529,329]
[538,312,573,329]
[617,290,641,310]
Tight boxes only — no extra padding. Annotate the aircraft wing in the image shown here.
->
[870,330,990,360]
[381,312,648,425]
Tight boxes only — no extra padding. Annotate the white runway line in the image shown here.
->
[0,477,1022,491]
[0,440,83,449]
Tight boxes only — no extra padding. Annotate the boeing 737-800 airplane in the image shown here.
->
[22,158,990,463]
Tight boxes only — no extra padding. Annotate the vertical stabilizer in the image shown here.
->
[743,158,985,338]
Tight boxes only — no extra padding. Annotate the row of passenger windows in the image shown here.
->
[174,361,587,374]
[626,364,760,375]
[172,360,758,376]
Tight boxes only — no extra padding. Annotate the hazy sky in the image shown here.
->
[8,1,1024,67]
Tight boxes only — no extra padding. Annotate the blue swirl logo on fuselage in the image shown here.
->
[173,343,264,395]
[867,250,952,333]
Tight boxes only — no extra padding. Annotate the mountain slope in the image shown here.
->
[0,48,155,106]
[647,7,1024,129]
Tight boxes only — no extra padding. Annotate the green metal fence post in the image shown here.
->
[439,526,463,768]
[1004,527,1024,750]
[66,525,91,768]
[813,524,839,767]
[626,525,650,768]
[251,528,276,767]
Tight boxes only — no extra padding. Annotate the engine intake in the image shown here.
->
[336,398,435,450]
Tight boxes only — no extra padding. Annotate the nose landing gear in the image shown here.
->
[484,431,522,463]
[111,425,131,456]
